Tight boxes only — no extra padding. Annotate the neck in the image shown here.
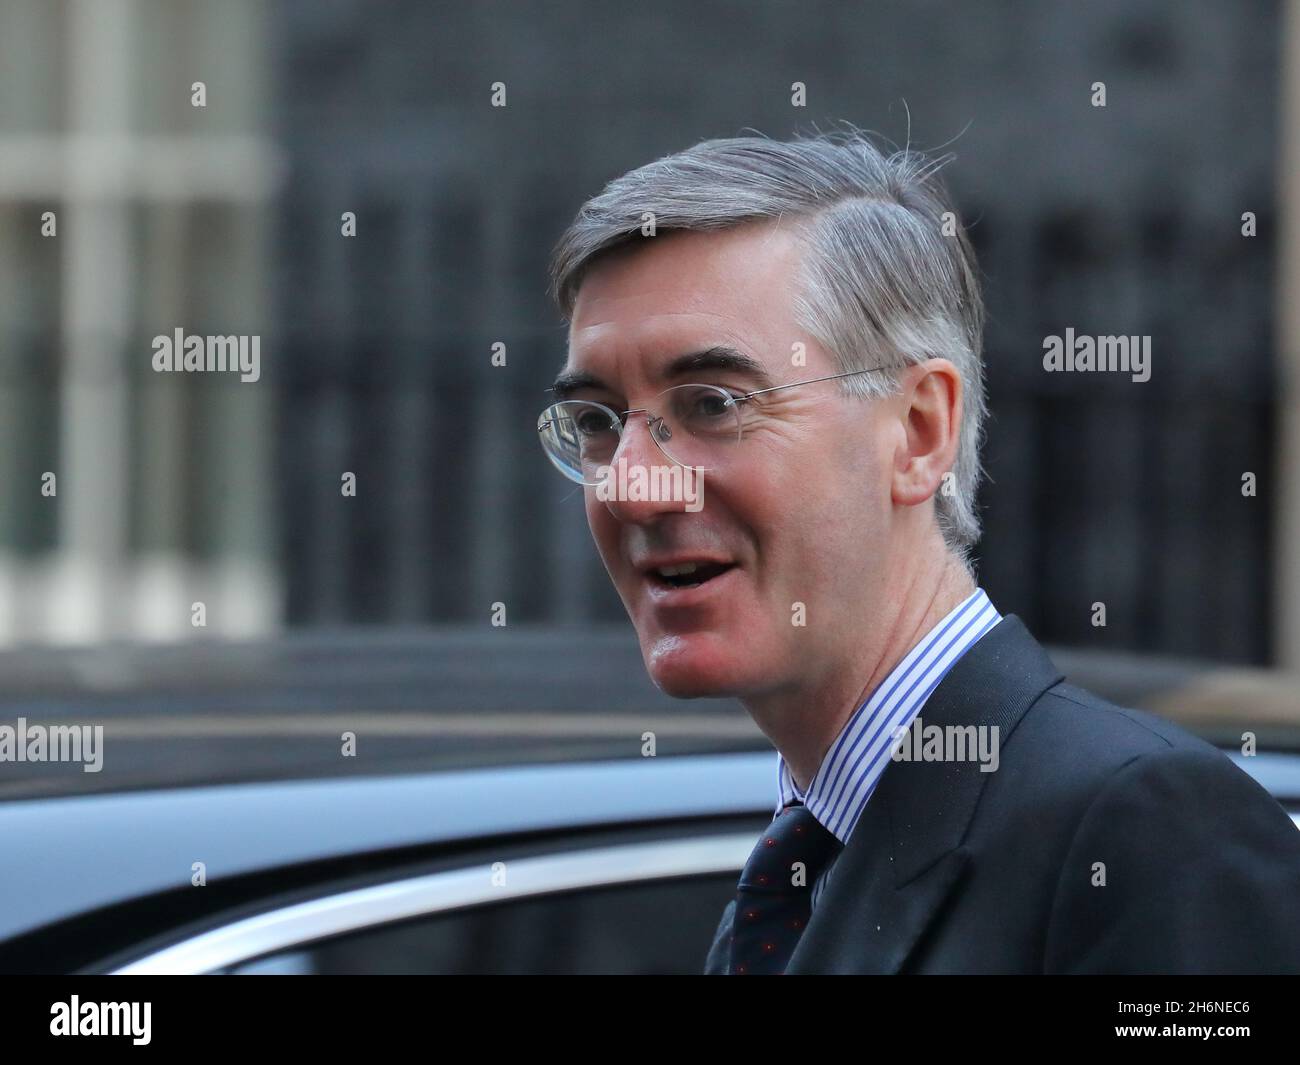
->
[743,547,976,794]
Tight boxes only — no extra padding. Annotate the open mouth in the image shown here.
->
[648,561,736,589]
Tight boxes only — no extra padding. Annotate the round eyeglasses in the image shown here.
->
[538,383,738,485]
[536,367,889,486]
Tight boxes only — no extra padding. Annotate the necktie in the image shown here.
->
[729,800,842,974]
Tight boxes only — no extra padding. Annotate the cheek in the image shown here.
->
[756,433,889,561]
[765,428,880,513]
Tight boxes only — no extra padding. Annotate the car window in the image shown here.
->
[222,874,739,975]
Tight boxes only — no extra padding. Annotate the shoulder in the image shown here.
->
[976,677,1299,879]
[1031,680,1218,755]
[1003,679,1254,803]
[1013,685,1300,972]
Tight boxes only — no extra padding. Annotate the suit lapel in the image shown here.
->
[784,615,1063,974]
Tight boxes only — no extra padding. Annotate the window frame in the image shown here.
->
[110,830,757,975]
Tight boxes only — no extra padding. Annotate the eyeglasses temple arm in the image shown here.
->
[739,366,889,401]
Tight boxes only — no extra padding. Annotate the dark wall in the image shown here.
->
[272,0,1282,663]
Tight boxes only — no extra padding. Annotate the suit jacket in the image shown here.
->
[704,615,1300,974]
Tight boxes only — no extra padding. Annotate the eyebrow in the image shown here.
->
[549,345,775,400]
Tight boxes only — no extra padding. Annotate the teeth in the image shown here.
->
[657,562,700,577]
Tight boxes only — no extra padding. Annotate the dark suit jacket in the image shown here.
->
[704,615,1300,974]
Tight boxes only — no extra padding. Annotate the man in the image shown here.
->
[539,129,1300,973]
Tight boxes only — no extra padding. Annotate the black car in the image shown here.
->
[1,631,1296,975]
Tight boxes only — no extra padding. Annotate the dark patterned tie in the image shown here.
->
[729,800,842,974]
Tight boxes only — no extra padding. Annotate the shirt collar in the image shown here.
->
[775,586,1003,843]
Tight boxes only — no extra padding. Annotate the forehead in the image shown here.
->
[565,221,805,375]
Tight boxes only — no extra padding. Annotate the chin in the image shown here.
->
[640,630,753,698]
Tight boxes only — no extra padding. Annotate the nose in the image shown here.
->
[596,412,688,524]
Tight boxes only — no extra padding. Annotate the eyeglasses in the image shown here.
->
[537,366,890,485]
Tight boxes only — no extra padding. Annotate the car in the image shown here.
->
[0,631,1296,975]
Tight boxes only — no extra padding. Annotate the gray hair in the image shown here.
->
[548,127,988,560]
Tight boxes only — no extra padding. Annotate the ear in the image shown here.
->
[890,358,963,509]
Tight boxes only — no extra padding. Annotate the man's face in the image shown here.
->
[563,221,898,699]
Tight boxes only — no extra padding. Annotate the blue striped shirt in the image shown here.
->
[775,587,1003,909]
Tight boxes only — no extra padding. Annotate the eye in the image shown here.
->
[573,408,614,435]
[692,392,733,418]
